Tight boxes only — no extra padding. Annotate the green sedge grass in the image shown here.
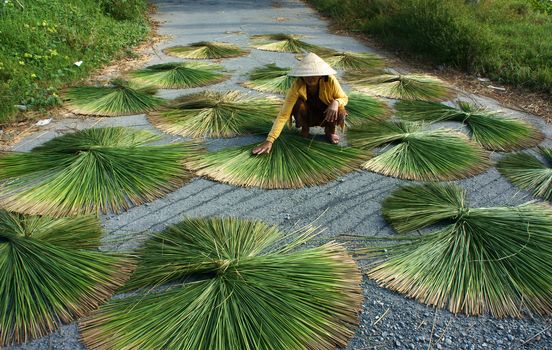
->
[319,51,384,71]
[128,62,229,89]
[80,217,363,350]
[63,79,165,116]
[345,91,392,127]
[185,132,371,189]
[353,183,552,317]
[0,127,201,217]
[0,211,132,347]
[251,33,332,54]
[348,121,490,181]
[242,64,295,94]
[396,100,544,151]
[344,72,454,101]
[148,91,279,138]
[163,41,249,59]
[497,147,552,201]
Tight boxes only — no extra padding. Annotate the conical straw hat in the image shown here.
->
[288,52,337,77]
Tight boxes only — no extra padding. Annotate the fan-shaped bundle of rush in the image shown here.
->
[80,217,363,350]
[344,72,454,101]
[0,127,201,217]
[63,79,165,116]
[185,132,371,189]
[242,63,294,94]
[251,33,331,54]
[396,100,543,151]
[348,121,490,181]
[0,212,132,347]
[351,183,552,317]
[345,91,392,127]
[318,51,384,72]
[163,41,249,59]
[148,91,279,138]
[497,147,552,201]
[128,62,228,89]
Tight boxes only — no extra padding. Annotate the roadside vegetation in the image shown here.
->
[308,0,552,96]
[0,0,149,122]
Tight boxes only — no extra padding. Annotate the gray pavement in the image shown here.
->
[7,0,552,349]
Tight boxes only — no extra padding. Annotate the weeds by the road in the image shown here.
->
[0,0,149,122]
[308,0,552,96]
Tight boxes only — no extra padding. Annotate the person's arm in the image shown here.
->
[252,83,300,155]
[266,85,299,143]
[332,75,348,107]
[324,76,348,122]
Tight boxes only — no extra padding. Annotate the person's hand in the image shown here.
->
[324,100,339,122]
[252,141,273,155]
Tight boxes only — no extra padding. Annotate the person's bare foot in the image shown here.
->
[326,132,340,144]
[324,125,339,144]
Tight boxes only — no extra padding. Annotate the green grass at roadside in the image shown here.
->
[308,0,552,95]
[0,0,149,122]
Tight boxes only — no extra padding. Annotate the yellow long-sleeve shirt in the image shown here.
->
[266,75,348,142]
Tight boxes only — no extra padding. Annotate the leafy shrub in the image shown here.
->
[308,0,552,94]
[529,0,552,14]
[364,0,494,70]
[101,0,148,21]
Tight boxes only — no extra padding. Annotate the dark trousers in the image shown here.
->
[292,98,347,129]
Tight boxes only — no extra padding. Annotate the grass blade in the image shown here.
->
[0,127,201,217]
[348,121,490,181]
[344,73,454,101]
[319,51,384,72]
[123,218,284,290]
[149,91,279,138]
[128,62,229,89]
[242,64,295,94]
[497,147,552,201]
[185,132,371,189]
[63,79,165,117]
[382,183,467,233]
[0,211,132,347]
[396,101,544,151]
[354,188,552,317]
[345,91,392,127]
[251,33,332,54]
[80,217,363,350]
[163,41,249,59]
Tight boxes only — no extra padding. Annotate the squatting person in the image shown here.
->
[252,52,348,154]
